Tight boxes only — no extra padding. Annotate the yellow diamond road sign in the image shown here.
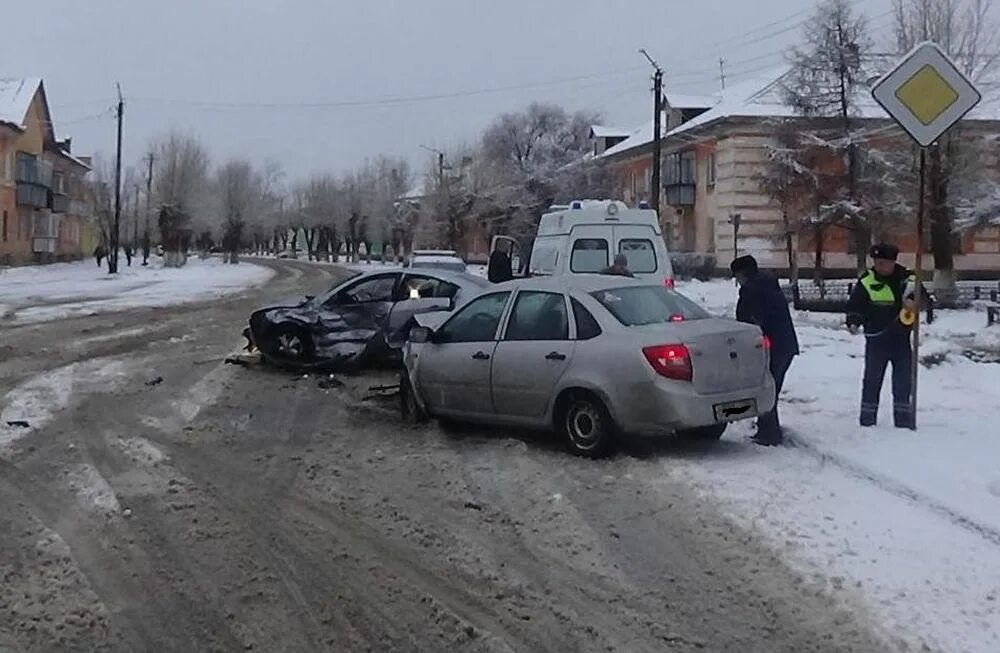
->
[872,42,981,147]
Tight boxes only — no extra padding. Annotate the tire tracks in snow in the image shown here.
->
[785,432,1000,548]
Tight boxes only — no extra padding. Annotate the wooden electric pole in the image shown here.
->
[640,49,664,215]
[143,152,155,265]
[110,84,124,274]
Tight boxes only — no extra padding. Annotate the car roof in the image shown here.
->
[349,267,481,283]
[490,274,651,293]
[411,250,459,257]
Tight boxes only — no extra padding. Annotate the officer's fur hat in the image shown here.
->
[870,243,899,261]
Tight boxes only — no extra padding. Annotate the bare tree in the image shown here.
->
[893,0,999,297]
[149,130,210,267]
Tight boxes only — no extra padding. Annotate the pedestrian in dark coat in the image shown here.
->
[846,243,929,429]
[601,253,635,277]
[488,244,513,284]
[731,255,799,446]
[93,244,106,267]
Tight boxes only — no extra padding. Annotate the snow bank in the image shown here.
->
[0,258,274,324]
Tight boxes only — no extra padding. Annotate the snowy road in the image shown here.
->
[0,260,892,652]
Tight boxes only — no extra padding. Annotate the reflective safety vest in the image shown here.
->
[859,271,900,305]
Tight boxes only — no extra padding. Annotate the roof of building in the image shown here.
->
[663,93,717,110]
[0,77,44,128]
[602,62,1000,158]
[601,111,669,158]
[590,125,632,139]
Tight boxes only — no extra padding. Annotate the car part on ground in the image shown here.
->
[245,269,488,372]
[402,275,774,457]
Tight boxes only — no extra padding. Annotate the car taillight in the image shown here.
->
[663,277,675,289]
[669,314,685,322]
[761,335,772,351]
[642,344,692,381]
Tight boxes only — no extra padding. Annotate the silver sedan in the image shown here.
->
[400,275,776,457]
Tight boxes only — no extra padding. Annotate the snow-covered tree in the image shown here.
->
[784,0,876,273]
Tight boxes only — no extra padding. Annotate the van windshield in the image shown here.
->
[590,286,710,325]
[618,239,657,273]
[570,239,609,273]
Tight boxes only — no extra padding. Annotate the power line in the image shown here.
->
[128,66,650,111]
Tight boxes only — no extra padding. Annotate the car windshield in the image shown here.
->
[590,286,710,326]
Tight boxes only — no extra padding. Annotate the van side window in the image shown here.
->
[529,246,559,275]
[619,239,657,273]
[570,239,608,273]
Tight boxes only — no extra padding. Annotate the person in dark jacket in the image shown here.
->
[487,241,513,283]
[601,253,635,277]
[846,243,929,429]
[732,255,799,446]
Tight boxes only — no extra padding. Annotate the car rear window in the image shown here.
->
[590,286,710,326]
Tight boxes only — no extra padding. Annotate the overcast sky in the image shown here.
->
[4,0,893,182]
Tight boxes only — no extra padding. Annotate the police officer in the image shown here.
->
[731,255,799,446]
[846,243,926,429]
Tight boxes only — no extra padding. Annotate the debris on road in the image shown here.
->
[145,376,164,387]
[224,356,252,367]
[5,420,30,428]
[317,375,344,390]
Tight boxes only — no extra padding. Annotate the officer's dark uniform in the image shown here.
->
[846,244,924,429]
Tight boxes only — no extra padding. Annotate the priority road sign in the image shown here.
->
[872,41,982,147]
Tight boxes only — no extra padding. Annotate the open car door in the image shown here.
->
[488,235,524,281]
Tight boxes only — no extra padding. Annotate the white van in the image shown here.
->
[490,200,675,287]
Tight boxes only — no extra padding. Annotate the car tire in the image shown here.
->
[399,371,428,425]
[676,423,728,441]
[560,392,616,459]
[270,324,314,363]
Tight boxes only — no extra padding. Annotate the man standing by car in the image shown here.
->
[601,253,635,277]
[488,240,513,283]
[846,243,927,429]
[731,255,799,446]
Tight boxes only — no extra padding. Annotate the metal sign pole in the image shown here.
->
[911,148,927,431]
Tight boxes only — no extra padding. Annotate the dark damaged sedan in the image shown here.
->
[245,268,488,370]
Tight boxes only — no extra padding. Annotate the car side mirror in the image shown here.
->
[409,326,433,344]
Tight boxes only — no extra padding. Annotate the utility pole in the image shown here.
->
[110,83,124,274]
[131,184,140,266]
[640,49,664,215]
[719,58,727,90]
[143,152,155,265]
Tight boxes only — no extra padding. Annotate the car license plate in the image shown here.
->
[713,399,758,423]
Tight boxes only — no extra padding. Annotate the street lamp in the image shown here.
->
[728,213,742,262]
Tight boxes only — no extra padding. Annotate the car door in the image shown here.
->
[491,291,576,421]
[385,274,455,348]
[417,291,511,417]
[317,273,400,342]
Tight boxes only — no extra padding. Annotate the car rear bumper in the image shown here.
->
[615,377,776,436]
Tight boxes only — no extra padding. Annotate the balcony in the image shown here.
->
[665,183,696,206]
[51,192,70,213]
[16,183,49,208]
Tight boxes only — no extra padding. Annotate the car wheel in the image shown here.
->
[399,371,428,425]
[560,392,616,458]
[271,324,314,363]
[676,423,728,441]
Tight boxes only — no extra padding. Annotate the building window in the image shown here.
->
[707,153,717,187]
[666,151,696,185]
